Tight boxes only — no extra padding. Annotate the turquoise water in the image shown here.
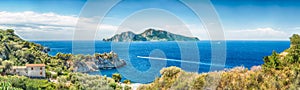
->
[33,41,290,83]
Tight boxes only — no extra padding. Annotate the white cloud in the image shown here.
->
[0,11,119,40]
[293,27,300,30]
[0,11,77,27]
[0,11,293,40]
[225,27,290,40]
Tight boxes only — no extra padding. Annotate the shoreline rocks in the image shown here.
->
[73,51,127,73]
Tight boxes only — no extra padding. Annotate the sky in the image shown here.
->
[0,0,299,40]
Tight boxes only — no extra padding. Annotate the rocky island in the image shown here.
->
[103,28,200,42]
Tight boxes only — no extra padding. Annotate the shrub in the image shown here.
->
[123,80,131,84]
[112,73,122,82]
[192,75,206,89]
[290,34,300,45]
[263,51,281,70]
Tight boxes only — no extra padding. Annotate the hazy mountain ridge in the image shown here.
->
[103,28,199,42]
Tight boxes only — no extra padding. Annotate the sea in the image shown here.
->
[32,41,290,83]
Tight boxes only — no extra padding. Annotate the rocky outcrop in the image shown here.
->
[103,28,199,42]
[73,51,126,73]
[74,61,96,73]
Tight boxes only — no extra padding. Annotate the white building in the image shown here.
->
[10,64,46,78]
[26,64,46,78]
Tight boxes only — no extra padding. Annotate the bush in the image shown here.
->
[160,66,182,78]
[52,73,58,79]
[6,29,14,34]
[112,73,122,82]
[0,75,56,90]
[109,82,117,89]
[192,75,206,89]
[0,81,22,90]
[263,51,281,70]
[123,80,131,84]
[290,34,300,45]
[124,85,132,90]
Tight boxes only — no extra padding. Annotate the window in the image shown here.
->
[40,67,42,70]
[40,72,42,76]
[31,67,33,70]
[13,69,16,72]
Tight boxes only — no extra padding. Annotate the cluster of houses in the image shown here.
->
[8,64,46,78]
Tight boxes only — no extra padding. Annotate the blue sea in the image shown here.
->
[32,41,290,83]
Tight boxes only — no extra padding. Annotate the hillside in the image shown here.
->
[0,29,126,73]
[0,29,50,66]
[0,29,129,90]
[138,34,300,90]
[103,28,199,42]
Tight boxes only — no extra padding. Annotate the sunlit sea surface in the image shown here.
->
[33,41,289,83]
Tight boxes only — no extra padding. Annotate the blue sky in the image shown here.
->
[0,0,86,15]
[212,0,300,29]
[0,0,299,40]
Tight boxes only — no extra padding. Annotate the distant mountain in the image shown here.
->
[103,28,200,42]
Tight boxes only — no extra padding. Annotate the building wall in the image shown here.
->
[27,66,45,78]
[11,67,27,76]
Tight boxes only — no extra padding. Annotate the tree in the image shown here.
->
[112,73,122,83]
[2,60,13,74]
[263,51,281,70]
[290,34,300,46]
[6,29,14,34]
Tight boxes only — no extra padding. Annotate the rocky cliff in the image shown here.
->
[72,51,126,73]
[103,28,199,42]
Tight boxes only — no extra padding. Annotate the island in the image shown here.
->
[103,28,200,42]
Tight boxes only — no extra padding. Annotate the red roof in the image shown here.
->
[26,64,46,67]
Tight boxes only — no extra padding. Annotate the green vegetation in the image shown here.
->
[112,73,122,83]
[0,73,121,90]
[2,28,300,90]
[0,81,22,90]
[123,80,131,84]
[138,34,300,90]
[1,60,13,74]
[0,75,54,90]
[0,29,130,90]
[290,34,300,45]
